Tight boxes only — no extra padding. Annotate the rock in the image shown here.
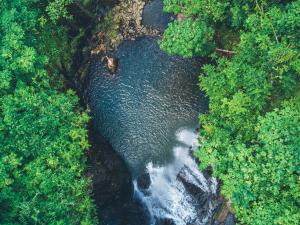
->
[176,165,221,224]
[91,43,106,55]
[94,0,164,51]
[137,172,151,190]
[177,165,208,201]
[155,218,176,225]
[104,56,118,74]
[215,199,235,225]
[225,213,235,225]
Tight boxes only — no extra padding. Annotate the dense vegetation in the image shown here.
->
[161,0,300,224]
[0,0,97,224]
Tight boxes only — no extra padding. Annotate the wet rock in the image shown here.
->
[225,213,235,225]
[212,222,221,225]
[137,172,151,190]
[104,56,118,74]
[92,0,164,53]
[176,165,220,224]
[155,218,176,225]
[108,0,146,45]
[177,166,207,199]
[215,199,235,225]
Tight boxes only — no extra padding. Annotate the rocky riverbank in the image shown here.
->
[90,0,163,56]
[213,199,235,225]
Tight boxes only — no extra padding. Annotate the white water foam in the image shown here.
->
[134,128,218,225]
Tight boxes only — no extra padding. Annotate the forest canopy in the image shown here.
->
[161,0,300,224]
[0,0,97,224]
[1,0,299,224]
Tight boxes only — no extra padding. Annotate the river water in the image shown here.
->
[86,1,219,224]
[87,37,207,176]
[87,37,218,224]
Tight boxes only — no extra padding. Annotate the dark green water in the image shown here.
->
[87,37,207,177]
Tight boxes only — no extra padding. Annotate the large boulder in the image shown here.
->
[137,172,151,190]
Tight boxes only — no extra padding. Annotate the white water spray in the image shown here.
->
[134,128,218,225]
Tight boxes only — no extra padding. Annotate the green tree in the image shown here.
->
[160,19,215,58]
[0,0,97,224]
[0,88,95,224]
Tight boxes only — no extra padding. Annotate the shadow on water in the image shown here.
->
[88,125,149,225]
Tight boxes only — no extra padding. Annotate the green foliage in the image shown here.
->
[96,10,120,41]
[161,0,227,57]
[163,0,229,22]
[0,0,97,224]
[160,0,299,57]
[161,0,300,224]
[46,0,74,22]
[221,101,300,225]
[0,88,95,224]
[160,19,215,58]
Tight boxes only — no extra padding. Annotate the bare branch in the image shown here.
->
[215,48,235,54]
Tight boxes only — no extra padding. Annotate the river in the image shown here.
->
[86,1,219,224]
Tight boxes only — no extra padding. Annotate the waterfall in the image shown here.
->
[134,128,218,225]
